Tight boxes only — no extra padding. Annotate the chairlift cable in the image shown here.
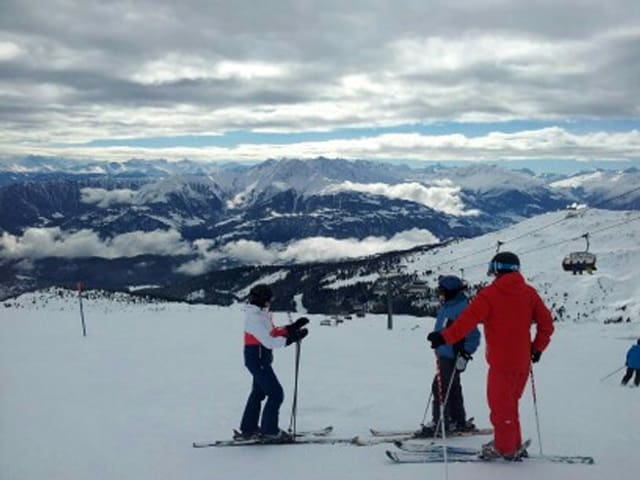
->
[410,185,640,275]
[589,185,640,209]
[444,214,640,274]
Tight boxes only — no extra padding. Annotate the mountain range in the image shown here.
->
[0,156,638,302]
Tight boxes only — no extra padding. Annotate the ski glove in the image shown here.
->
[455,355,469,372]
[531,349,542,363]
[285,317,309,335]
[427,331,446,349]
[286,327,308,346]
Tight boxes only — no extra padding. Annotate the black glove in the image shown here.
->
[531,349,542,363]
[453,342,472,360]
[427,331,445,349]
[286,317,310,334]
[286,327,308,346]
[294,317,310,328]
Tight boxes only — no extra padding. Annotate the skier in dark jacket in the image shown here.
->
[421,275,481,436]
[621,339,640,387]
[238,284,309,440]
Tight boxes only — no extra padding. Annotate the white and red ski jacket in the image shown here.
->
[243,304,288,349]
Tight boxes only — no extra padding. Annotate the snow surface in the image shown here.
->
[2,207,640,480]
[1,288,639,480]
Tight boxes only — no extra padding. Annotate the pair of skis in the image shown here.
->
[387,438,595,465]
[352,425,493,446]
[192,426,354,448]
[194,424,492,448]
[193,426,595,466]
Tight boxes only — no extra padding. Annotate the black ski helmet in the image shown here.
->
[437,275,465,300]
[488,251,520,276]
[248,284,274,308]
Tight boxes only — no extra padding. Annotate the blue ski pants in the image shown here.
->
[240,345,284,435]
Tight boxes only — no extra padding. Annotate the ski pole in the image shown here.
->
[420,387,434,427]
[289,341,301,436]
[530,364,543,455]
[287,312,301,437]
[599,365,625,382]
[433,354,458,439]
[434,356,449,480]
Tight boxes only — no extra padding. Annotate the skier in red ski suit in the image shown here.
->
[427,252,554,459]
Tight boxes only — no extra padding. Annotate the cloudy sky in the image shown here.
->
[1,0,639,169]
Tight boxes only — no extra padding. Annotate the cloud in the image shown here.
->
[0,41,23,61]
[132,55,288,85]
[1,224,437,274]
[177,239,278,275]
[0,227,191,259]
[323,181,480,216]
[0,127,637,164]
[178,229,438,275]
[279,229,439,262]
[80,187,136,207]
[0,1,638,160]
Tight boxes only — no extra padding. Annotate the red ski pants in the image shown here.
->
[487,368,529,455]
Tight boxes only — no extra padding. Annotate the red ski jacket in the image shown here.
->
[441,272,554,372]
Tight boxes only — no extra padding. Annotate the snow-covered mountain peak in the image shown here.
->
[417,164,547,193]
[550,169,640,209]
[135,175,225,204]
[550,171,607,188]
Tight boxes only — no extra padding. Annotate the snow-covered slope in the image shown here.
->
[2,208,639,479]
[395,208,640,323]
[1,286,638,480]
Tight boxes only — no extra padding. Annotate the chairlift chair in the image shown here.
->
[562,233,597,274]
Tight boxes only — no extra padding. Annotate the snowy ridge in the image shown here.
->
[410,164,548,193]
[398,208,640,323]
[550,168,640,208]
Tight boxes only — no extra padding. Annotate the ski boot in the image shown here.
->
[260,429,294,443]
[233,429,259,441]
[479,440,528,461]
[450,418,476,433]
[417,420,442,437]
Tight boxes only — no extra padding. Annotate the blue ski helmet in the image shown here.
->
[487,251,520,276]
[437,275,465,300]
[438,275,465,293]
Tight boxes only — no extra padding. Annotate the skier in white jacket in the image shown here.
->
[238,284,309,440]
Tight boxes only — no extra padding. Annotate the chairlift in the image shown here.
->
[562,233,597,274]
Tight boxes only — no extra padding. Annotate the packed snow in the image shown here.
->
[1,207,639,480]
[1,293,638,480]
